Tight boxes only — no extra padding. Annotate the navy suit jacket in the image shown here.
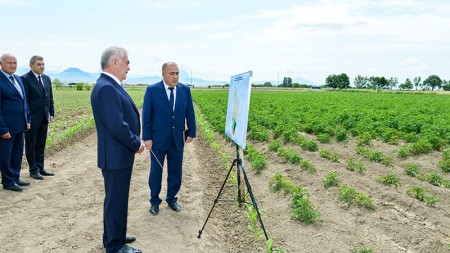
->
[0,72,31,135]
[21,71,54,125]
[91,74,141,171]
[142,81,196,150]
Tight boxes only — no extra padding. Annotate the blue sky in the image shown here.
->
[3,0,450,84]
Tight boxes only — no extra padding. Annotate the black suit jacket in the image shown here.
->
[21,71,54,125]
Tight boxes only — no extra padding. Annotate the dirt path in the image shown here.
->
[0,131,254,252]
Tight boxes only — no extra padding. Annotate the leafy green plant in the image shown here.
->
[427,173,445,187]
[404,163,421,177]
[356,132,372,146]
[335,127,348,142]
[406,185,438,206]
[397,144,411,158]
[269,139,283,152]
[300,139,318,151]
[269,172,293,195]
[339,184,375,209]
[320,149,340,162]
[377,174,401,187]
[278,147,302,164]
[317,133,331,144]
[345,158,366,173]
[290,185,319,224]
[410,139,433,155]
[323,171,340,189]
[245,203,264,241]
[351,246,374,253]
[300,160,317,173]
[245,144,268,174]
[439,149,450,172]
[290,197,320,224]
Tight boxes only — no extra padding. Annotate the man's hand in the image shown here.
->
[27,123,31,130]
[144,140,153,150]
[136,143,145,154]
[1,132,11,139]
[50,116,54,122]
[186,137,193,143]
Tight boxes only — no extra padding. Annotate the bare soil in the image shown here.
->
[0,128,449,253]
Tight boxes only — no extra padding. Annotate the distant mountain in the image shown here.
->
[55,68,98,83]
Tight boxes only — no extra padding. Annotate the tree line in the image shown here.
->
[325,73,450,91]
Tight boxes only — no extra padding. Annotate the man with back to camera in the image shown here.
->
[142,62,196,215]
[91,46,144,253]
[21,55,55,180]
[0,53,31,191]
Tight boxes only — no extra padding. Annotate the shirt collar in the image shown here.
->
[102,71,122,86]
[163,81,176,90]
[1,70,13,79]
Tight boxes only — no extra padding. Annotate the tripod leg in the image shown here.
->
[239,163,269,241]
[198,159,237,238]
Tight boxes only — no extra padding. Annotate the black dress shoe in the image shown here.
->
[149,204,159,215]
[125,236,136,243]
[30,172,44,180]
[16,180,30,186]
[40,170,55,176]
[4,184,23,192]
[116,244,142,253]
[168,202,181,212]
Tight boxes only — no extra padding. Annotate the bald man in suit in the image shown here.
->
[0,53,31,192]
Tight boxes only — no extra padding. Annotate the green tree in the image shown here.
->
[442,80,450,91]
[52,78,62,90]
[369,76,389,90]
[326,73,350,89]
[280,77,292,87]
[354,75,368,89]
[413,76,421,90]
[399,78,413,90]
[423,75,442,91]
[263,81,272,87]
[389,77,398,90]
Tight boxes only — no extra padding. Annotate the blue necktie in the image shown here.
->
[9,75,23,98]
[169,87,174,111]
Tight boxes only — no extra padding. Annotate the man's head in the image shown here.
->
[162,62,179,87]
[0,54,17,75]
[100,47,130,82]
[30,55,45,75]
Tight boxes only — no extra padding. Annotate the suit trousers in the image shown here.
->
[149,139,184,205]
[0,132,24,188]
[25,116,48,174]
[102,167,132,253]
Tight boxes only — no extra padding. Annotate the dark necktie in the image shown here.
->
[9,75,23,98]
[169,87,174,111]
[38,75,45,94]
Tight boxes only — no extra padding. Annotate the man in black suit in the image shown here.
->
[0,53,31,191]
[91,47,144,253]
[21,55,55,180]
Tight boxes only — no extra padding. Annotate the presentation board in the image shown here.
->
[225,71,253,149]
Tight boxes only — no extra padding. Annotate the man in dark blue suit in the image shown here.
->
[142,62,196,215]
[91,47,144,253]
[0,53,31,192]
[22,55,55,180]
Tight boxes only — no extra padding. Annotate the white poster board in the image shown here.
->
[225,71,253,149]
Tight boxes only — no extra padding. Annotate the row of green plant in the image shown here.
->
[354,147,394,166]
[323,171,375,209]
[440,149,450,172]
[404,163,450,188]
[192,90,450,157]
[269,172,320,224]
[244,144,268,174]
